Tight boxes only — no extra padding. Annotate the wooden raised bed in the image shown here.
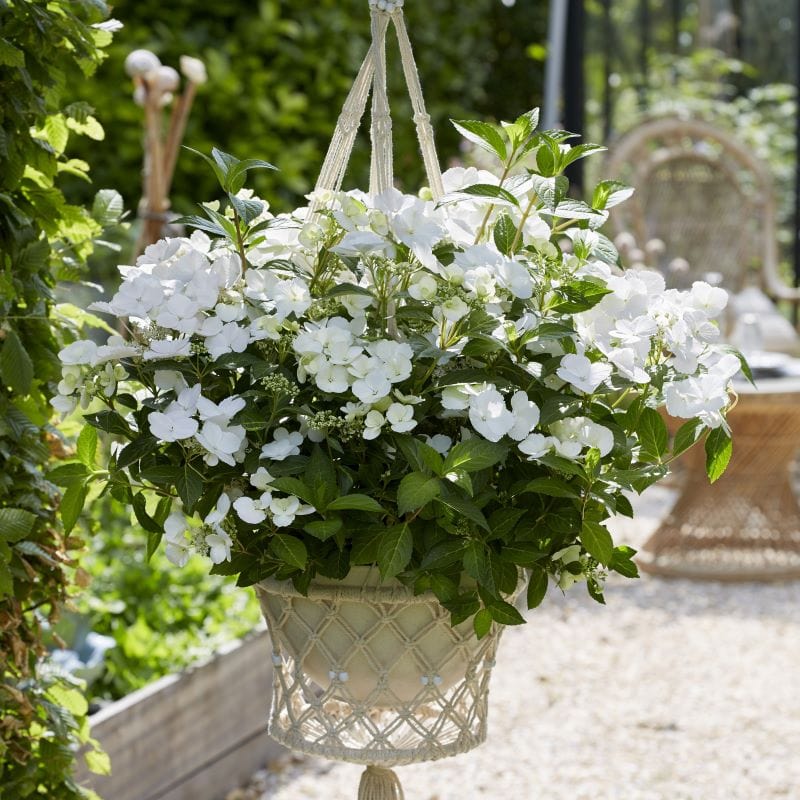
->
[75,631,286,800]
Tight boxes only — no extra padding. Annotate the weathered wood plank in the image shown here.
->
[75,631,287,800]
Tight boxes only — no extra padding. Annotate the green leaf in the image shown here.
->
[529,173,569,212]
[377,523,412,580]
[139,464,181,485]
[176,465,204,512]
[270,534,308,570]
[91,189,124,226]
[326,494,384,513]
[350,526,385,564]
[84,410,133,438]
[610,546,640,578]
[303,518,343,542]
[305,445,338,509]
[672,418,704,459]
[592,180,634,210]
[493,212,518,255]
[486,598,525,626]
[499,542,546,567]
[473,607,493,639]
[443,439,508,474]
[518,477,580,499]
[638,407,669,461]
[228,192,264,224]
[115,435,158,471]
[325,282,375,299]
[47,461,91,487]
[395,435,444,476]
[61,483,89,534]
[76,425,98,467]
[0,508,37,542]
[487,507,527,539]
[397,472,441,515]
[84,748,112,776]
[132,492,163,534]
[269,477,318,507]
[0,38,25,68]
[0,562,12,597]
[581,520,614,566]
[451,119,507,161]
[526,565,549,609]
[442,183,520,208]
[420,539,465,570]
[0,330,34,395]
[705,427,732,483]
[436,484,490,531]
[463,540,494,591]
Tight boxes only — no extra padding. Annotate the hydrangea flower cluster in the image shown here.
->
[54,114,738,632]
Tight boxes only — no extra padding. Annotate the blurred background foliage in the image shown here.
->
[67,0,548,217]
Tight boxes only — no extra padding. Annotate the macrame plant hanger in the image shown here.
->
[258,10,512,799]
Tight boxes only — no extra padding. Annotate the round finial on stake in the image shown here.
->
[357,766,405,800]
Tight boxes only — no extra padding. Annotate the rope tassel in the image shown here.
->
[358,766,405,800]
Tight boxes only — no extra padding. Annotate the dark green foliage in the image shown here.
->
[0,0,118,795]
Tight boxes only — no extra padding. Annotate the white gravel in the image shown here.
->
[231,487,800,800]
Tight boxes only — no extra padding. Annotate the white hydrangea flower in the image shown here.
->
[143,337,193,360]
[385,402,416,433]
[261,427,304,461]
[468,387,514,442]
[508,390,540,442]
[205,529,233,564]
[408,272,438,301]
[195,421,246,466]
[556,353,612,394]
[148,407,198,442]
[205,322,250,360]
[424,434,452,454]
[363,409,385,440]
[58,340,98,366]
[352,370,392,404]
[269,495,315,527]
[233,492,272,525]
[164,513,191,567]
[250,467,275,491]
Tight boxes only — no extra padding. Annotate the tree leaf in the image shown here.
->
[0,329,34,395]
[269,477,317,507]
[84,410,133,438]
[91,188,124,226]
[705,427,732,483]
[0,508,37,542]
[303,517,343,542]
[518,476,580,499]
[132,492,163,534]
[581,520,614,566]
[176,465,204,512]
[397,472,441,515]
[115,434,158,471]
[672,418,703,459]
[486,598,525,626]
[47,461,91,487]
[270,534,308,570]
[377,523,412,580]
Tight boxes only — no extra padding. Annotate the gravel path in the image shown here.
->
[229,487,800,800]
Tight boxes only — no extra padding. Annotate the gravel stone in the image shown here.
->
[231,487,800,799]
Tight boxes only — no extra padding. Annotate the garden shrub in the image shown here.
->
[0,1,122,795]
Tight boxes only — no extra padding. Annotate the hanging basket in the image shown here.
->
[257,567,513,767]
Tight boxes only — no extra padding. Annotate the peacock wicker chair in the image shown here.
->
[605,116,798,303]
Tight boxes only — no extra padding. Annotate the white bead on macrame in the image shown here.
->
[271,653,283,666]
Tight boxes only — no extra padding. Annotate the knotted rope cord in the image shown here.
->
[309,0,444,219]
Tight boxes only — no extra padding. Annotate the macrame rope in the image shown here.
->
[358,766,406,800]
[310,1,444,213]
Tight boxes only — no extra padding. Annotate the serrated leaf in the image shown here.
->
[440,183,520,208]
[592,180,634,210]
[91,188,124,226]
[443,439,508,474]
[228,192,264,224]
[672,418,703,459]
[303,518,343,542]
[436,484,490,530]
[451,119,507,161]
[270,534,308,570]
[0,508,37,542]
[581,520,614,565]
[84,410,132,438]
[139,464,180,485]
[499,542,546,567]
[397,472,441,515]
[638,407,669,461]
[0,329,34,395]
[176,465,204,512]
[420,539,465,570]
[377,523,412,580]
[526,565,548,609]
[269,477,317,507]
[116,435,158,471]
[132,492,163,534]
[76,425,98,467]
[305,445,338,509]
[493,212,518,255]
[529,173,568,212]
[705,427,732,483]
[326,494,384,513]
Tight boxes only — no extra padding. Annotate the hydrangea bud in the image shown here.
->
[125,49,161,77]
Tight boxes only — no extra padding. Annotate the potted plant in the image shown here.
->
[51,4,739,796]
